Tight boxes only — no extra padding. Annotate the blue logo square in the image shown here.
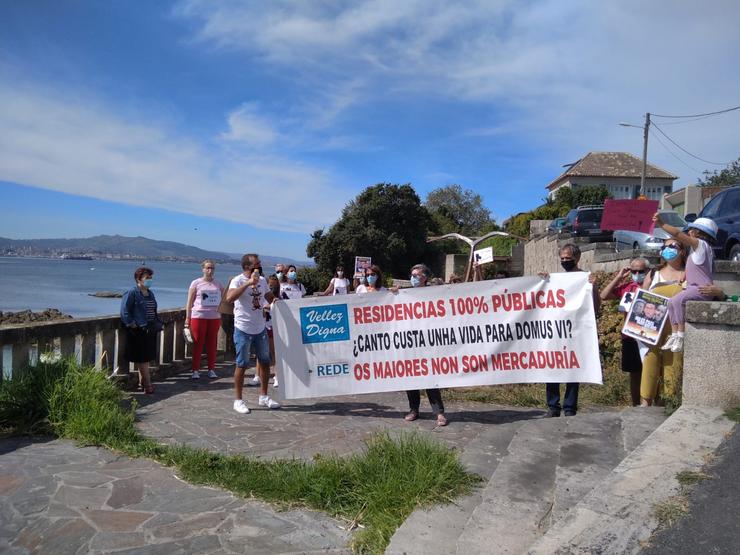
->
[300,304,350,344]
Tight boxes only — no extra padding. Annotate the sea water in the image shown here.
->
[0,257,244,318]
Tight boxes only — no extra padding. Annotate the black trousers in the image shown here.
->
[406,389,444,414]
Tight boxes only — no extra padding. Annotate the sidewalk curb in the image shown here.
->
[526,406,736,554]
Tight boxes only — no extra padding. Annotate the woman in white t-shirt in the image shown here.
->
[185,259,224,380]
[322,265,350,296]
[280,265,306,300]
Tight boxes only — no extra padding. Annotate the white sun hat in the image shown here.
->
[687,217,718,240]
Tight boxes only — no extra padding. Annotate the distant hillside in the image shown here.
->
[0,235,312,266]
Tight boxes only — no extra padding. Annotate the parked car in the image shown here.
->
[613,210,687,252]
[561,205,613,242]
[547,217,566,233]
[685,184,740,261]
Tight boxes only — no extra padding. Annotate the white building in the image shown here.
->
[546,152,677,201]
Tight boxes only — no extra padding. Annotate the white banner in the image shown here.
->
[273,273,601,400]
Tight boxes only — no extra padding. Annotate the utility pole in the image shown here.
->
[639,112,651,198]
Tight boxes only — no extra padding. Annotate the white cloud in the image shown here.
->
[221,102,279,146]
[176,0,740,183]
[0,82,347,233]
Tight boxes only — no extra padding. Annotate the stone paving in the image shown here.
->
[135,361,545,460]
[0,361,546,554]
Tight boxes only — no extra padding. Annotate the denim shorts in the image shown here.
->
[234,328,270,368]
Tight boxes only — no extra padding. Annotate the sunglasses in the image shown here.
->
[662,244,681,250]
[629,269,646,275]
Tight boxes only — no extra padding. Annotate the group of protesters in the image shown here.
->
[119,211,720,421]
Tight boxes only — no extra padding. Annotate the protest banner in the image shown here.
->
[601,199,659,233]
[354,256,372,277]
[473,246,494,265]
[621,288,670,345]
[272,273,602,400]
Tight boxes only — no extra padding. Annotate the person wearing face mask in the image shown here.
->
[600,257,650,406]
[653,214,717,353]
[404,264,447,426]
[363,264,386,292]
[120,266,162,394]
[321,266,351,296]
[280,265,306,300]
[354,269,368,293]
[538,244,600,417]
[227,253,280,412]
[274,263,286,284]
[185,259,224,380]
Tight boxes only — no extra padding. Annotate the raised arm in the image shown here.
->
[653,212,700,250]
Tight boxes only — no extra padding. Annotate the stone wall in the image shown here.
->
[684,300,740,409]
[522,233,661,275]
[0,309,198,388]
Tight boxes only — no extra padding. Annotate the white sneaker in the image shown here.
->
[233,399,250,414]
[191,370,200,380]
[661,334,677,351]
[272,376,279,388]
[670,335,684,353]
[258,395,281,409]
[207,369,218,379]
[247,375,261,387]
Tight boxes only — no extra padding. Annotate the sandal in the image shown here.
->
[404,410,419,422]
[436,414,448,427]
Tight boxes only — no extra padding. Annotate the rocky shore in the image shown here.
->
[0,309,73,327]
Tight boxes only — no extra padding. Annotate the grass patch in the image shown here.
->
[724,407,740,423]
[0,360,479,554]
[675,471,710,487]
[654,495,689,528]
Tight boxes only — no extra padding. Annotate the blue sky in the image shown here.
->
[1,1,739,260]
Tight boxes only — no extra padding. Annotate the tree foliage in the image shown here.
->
[504,185,612,238]
[425,184,494,236]
[698,157,740,188]
[307,183,436,278]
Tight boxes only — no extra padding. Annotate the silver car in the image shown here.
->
[613,210,687,252]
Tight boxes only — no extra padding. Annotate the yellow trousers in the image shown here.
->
[640,283,684,401]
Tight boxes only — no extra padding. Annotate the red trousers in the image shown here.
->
[190,318,221,370]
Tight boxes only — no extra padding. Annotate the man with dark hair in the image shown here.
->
[539,243,600,417]
[404,263,447,426]
[226,253,279,413]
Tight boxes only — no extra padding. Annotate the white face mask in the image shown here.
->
[337,271,343,277]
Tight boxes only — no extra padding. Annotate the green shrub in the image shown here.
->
[0,360,478,554]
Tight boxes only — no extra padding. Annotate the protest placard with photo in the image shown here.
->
[272,273,602,400]
[354,256,372,277]
[621,289,670,345]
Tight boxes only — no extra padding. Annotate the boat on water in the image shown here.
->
[60,254,94,260]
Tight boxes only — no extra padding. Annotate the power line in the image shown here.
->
[655,114,714,126]
[651,105,740,119]
[651,122,729,166]
[650,131,703,174]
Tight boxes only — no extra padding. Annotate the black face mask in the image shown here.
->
[560,260,577,272]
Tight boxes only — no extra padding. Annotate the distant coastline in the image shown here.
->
[0,234,312,267]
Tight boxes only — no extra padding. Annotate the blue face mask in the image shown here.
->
[662,247,678,261]
[631,271,646,284]
[276,272,283,280]
[287,271,297,281]
[143,278,153,288]
[367,275,378,286]
[359,276,366,284]
[410,276,422,288]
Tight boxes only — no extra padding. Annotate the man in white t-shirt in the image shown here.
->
[226,253,280,413]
